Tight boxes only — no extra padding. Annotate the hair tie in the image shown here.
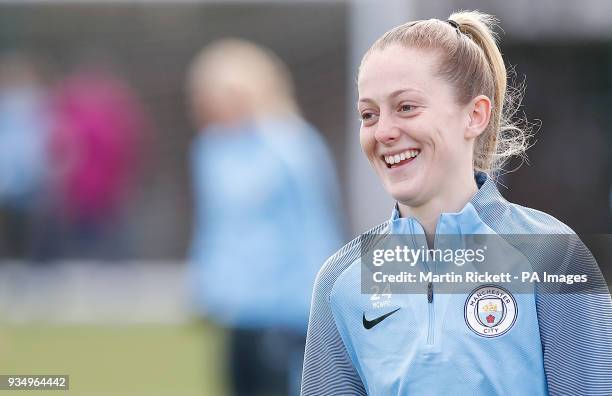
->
[446,19,460,30]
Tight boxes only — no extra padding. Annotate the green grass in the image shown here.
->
[0,322,228,396]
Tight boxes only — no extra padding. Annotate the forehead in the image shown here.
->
[358,45,447,102]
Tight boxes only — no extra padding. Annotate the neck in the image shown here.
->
[397,171,479,245]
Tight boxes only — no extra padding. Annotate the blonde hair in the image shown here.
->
[186,38,298,119]
[360,10,532,175]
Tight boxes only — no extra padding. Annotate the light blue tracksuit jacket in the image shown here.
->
[301,172,612,395]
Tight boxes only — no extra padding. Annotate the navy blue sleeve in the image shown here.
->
[535,238,612,395]
[301,239,368,396]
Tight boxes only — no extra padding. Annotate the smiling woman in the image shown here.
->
[357,46,489,242]
[300,10,612,396]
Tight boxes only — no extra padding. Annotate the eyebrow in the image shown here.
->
[358,88,425,105]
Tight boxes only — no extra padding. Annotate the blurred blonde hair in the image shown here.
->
[360,10,532,175]
[186,38,298,121]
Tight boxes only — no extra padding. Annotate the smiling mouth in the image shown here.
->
[382,149,420,169]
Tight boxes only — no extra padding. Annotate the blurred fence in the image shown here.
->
[0,261,189,324]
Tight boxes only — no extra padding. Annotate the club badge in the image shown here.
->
[464,285,517,338]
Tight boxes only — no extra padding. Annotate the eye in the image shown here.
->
[399,104,415,113]
[359,111,378,124]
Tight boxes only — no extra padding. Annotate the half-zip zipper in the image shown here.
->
[409,220,436,346]
[425,218,443,345]
[426,281,434,344]
[394,202,473,348]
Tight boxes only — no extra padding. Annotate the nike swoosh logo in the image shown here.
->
[362,308,401,329]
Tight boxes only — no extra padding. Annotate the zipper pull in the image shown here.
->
[427,281,433,303]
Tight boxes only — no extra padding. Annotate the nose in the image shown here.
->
[374,113,401,144]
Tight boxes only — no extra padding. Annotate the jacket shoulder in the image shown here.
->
[477,195,575,235]
[505,203,575,234]
[314,221,390,294]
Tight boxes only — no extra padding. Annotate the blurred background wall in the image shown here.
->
[0,2,349,259]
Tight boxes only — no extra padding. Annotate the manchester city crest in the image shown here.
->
[465,285,517,337]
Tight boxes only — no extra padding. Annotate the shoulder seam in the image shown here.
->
[321,221,390,292]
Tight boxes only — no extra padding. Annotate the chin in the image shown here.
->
[384,180,424,206]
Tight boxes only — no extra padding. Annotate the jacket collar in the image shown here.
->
[389,171,504,235]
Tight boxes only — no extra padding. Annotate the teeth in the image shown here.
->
[383,149,419,165]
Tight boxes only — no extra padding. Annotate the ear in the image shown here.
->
[465,95,491,139]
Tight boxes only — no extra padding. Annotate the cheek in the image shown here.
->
[427,130,458,168]
[359,128,376,158]
[417,117,458,152]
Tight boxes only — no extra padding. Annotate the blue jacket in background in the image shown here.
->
[188,116,344,334]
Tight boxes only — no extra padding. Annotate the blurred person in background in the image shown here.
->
[36,66,149,260]
[0,53,51,258]
[186,38,344,396]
